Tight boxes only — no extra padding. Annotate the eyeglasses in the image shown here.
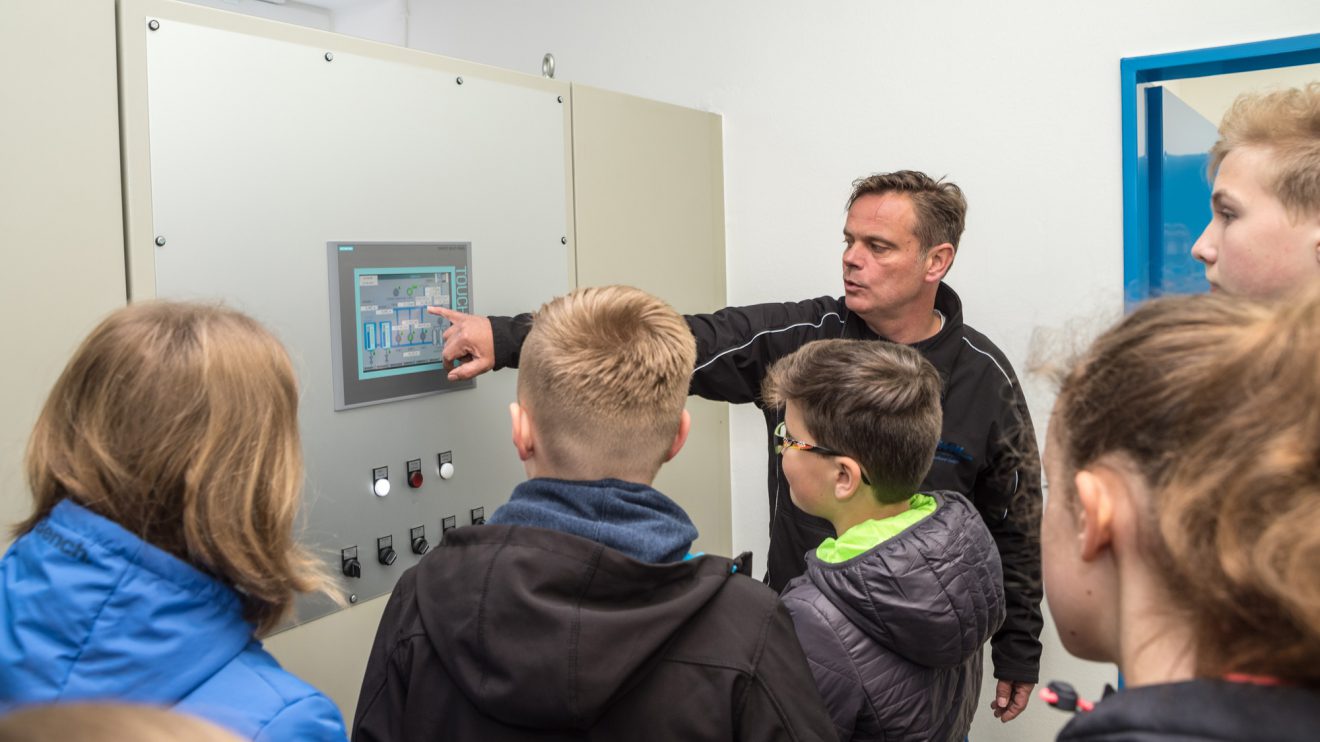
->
[773,421,871,486]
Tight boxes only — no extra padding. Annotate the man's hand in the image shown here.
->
[989,679,1033,722]
[428,306,495,381]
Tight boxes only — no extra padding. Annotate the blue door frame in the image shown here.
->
[1120,33,1320,306]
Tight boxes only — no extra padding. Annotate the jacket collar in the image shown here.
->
[1059,679,1320,741]
[842,282,964,372]
[799,491,1003,668]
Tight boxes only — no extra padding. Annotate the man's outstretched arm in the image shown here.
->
[427,306,531,381]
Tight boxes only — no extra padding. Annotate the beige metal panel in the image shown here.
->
[570,84,731,557]
[262,592,389,726]
[119,0,575,299]
[115,0,577,721]
[0,0,126,546]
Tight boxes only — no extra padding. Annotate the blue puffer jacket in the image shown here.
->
[0,500,346,741]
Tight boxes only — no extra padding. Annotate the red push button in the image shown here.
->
[408,470,424,489]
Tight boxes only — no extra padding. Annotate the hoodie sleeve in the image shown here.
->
[781,591,863,742]
[736,598,840,742]
[351,580,418,742]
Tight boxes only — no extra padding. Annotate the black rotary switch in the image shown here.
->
[410,525,430,555]
[341,546,361,579]
[377,535,397,566]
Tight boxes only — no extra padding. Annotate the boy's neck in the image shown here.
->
[525,462,657,487]
[830,495,913,536]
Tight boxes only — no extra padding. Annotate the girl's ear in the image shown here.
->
[1073,467,1119,561]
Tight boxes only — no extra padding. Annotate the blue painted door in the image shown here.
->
[1141,86,1218,298]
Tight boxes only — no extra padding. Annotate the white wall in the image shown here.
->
[181,0,331,28]
[180,0,1320,737]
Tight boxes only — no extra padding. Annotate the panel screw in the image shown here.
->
[560,236,567,245]
[148,19,159,31]
[155,235,167,247]
[557,95,563,104]
[349,593,358,604]
[324,51,334,62]
[456,76,464,85]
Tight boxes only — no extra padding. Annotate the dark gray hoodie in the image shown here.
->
[781,491,1006,742]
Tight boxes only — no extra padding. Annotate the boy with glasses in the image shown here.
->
[766,338,1005,742]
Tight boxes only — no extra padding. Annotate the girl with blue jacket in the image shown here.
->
[0,302,346,741]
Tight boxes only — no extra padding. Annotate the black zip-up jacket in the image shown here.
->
[1056,679,1320,741]
[352,524,838,741]
[487,283,1042,683]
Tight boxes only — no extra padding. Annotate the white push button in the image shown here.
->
[373,477,391,497]
[439,462,455,480]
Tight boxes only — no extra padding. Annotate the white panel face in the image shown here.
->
[139,15,570,625]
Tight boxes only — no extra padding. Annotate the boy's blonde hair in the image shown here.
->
[761,339,943,504]
[518,286,695,481]
[0,704,243,742]
[18,301,332,635]
[1053,285,1320,685]
[1209,82,1320,220]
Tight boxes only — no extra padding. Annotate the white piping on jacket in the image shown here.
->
[961,337,1013,387]
[692,312,845,375]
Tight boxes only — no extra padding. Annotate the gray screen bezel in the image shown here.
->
[327,241,475,410]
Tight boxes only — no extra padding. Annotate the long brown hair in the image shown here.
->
[1053,286,1320,684]
[19,301,333,634]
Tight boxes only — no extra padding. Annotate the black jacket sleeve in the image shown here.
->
[490,314,534,370]
[978,386,1044,684]
[352,575,418,742]
[737,599,841,742]
[686,297,848,405]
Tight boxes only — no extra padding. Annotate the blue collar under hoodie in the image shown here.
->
[0,500,346,741]
[488,478,698,563]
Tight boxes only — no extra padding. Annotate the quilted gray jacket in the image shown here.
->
[781,491,1005,742]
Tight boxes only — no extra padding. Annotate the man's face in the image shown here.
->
[1191,146,1320,300]
[841,193,934,322]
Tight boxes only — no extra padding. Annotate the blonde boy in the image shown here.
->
[355,286,835,742]
[769,339,1005,742]
[1192,82,1320,299]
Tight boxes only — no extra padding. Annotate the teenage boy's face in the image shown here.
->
[1191,146,1320,300]
[781,401,838,520]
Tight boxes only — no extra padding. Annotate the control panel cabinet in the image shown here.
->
[120,3,574,627]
